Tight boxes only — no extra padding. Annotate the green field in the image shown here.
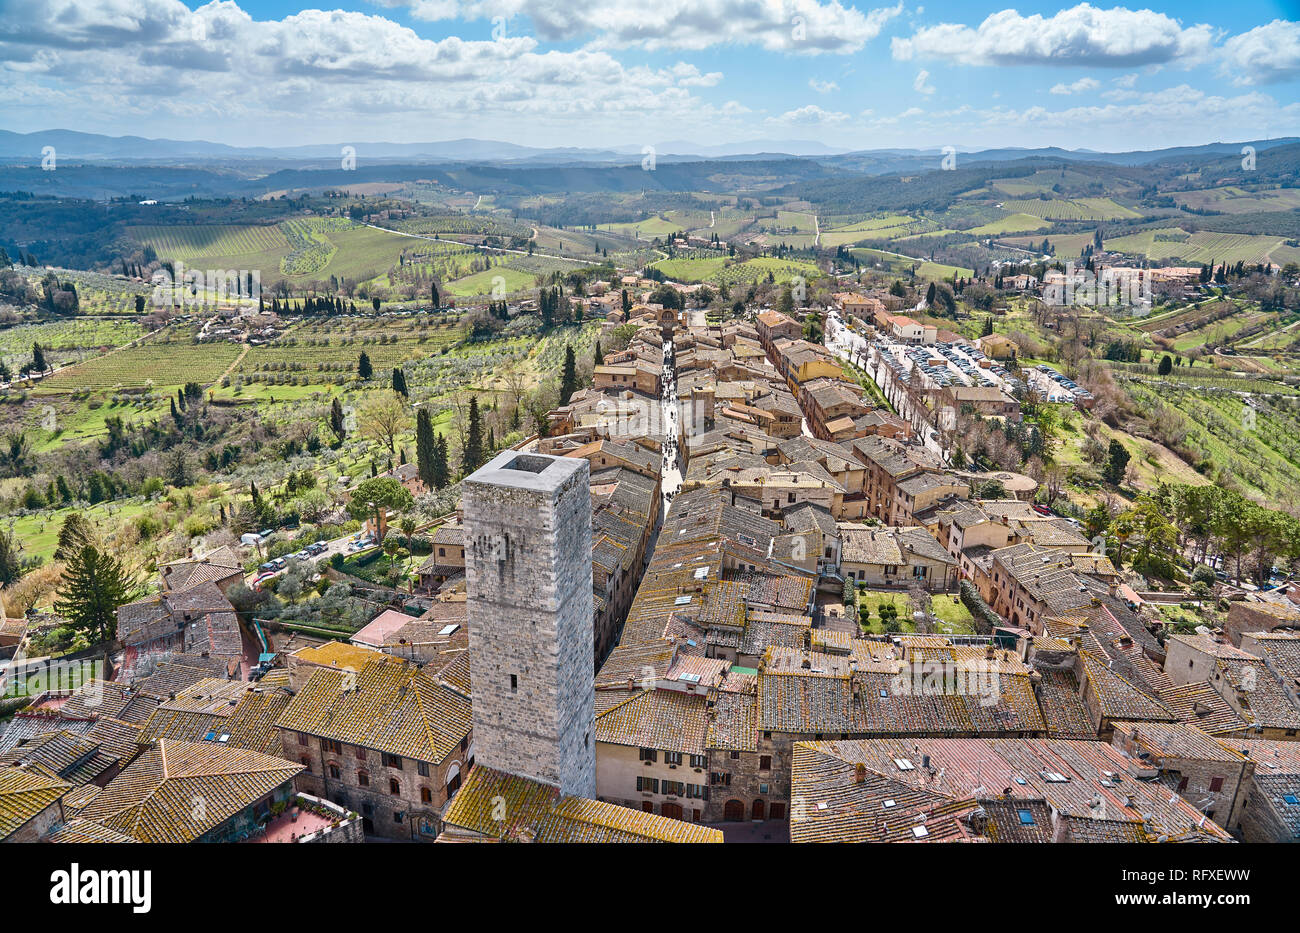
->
[1000,197,1140,221]
[649,256,729,283]
[128,224,290,260]
[1106,228,1300,266]
[38,329,242,390]
[967,213,1051,235]
[443,266,539,298]
[1173,186,1300,214]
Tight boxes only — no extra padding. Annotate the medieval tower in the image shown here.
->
[461,450,596,799]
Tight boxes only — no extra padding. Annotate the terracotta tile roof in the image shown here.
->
[275,656,471,763]
[595,690,710,755]
[1032,667,1098,739]
[1157,681,1253,735]
[44,818,138,844]
[706,690,758,752]
[73,739,302,843]
[0,765,70,838]
[1080,652,1177,723]
[292,641,384,671]
[791,737,1232,843]
[0,730,118,786]
[789,743,981,843]
[1112,721,1246,762]
[441,765,722,843]
[140,678,293,755]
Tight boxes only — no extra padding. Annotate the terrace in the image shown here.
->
[243,794,359,843]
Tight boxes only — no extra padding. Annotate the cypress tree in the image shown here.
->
[462,396,483,474]
[432,433,450,489]
[560,345,578,405]
[416,408,437,488]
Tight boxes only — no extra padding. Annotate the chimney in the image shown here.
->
[854,762,866,784]
[1108,581,1118,598]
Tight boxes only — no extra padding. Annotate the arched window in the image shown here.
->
[389,778,401,795]
[420,787,433,804]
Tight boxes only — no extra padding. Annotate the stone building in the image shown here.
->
[274,654,472,841]
[462,451,596,798]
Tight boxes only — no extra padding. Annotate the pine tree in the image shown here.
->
[358,351,373,379]
[392,367,408,397]
[54,544,136,643]
[462,396,483,474]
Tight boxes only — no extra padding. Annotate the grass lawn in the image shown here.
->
[855,588,913,634]
[928,593,975,635]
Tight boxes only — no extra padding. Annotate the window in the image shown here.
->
[729,750,740,760]
[637,777,659,793]
[510,674,518,693]
[300,756,311,772]
[689,754,707,769]
[662,781,685,797]
[355,747,366,761]
[323,738,342,754]
[328,763,341,779]
[665,752,683,766]
[438,547,446,557]
[389,778,401,795]
[358,770,369,787]
[394,811,404,824]
[759,783,769,795]
[1209,776,1224,792]
[1283,795,1299,805]
[639,748,658,763]
[1017,809,1035,825]
[299,732,311,746]
[417,761,430,777]
[383,753,403,769]
[420,787,433,804]
[759,755,772,771]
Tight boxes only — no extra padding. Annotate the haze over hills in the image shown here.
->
[1,129,1296,173]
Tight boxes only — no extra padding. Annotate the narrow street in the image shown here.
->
[660,333,682,516]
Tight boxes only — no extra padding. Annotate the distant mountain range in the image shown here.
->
[1,129,1296,169]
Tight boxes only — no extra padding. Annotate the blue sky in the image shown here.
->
[1,1,1298,151]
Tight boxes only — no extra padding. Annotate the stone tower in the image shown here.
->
[461,450,596,798]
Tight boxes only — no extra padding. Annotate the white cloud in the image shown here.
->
[892,3,1214,68]
[809,78,839,93]
[1115,73,1139,88]
[768,104,850,126]
[397,0,904,54]
[1219,20,1300,85]
[913,69,935,95]
[1050,77,1100,95]
[0,0,739,144]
